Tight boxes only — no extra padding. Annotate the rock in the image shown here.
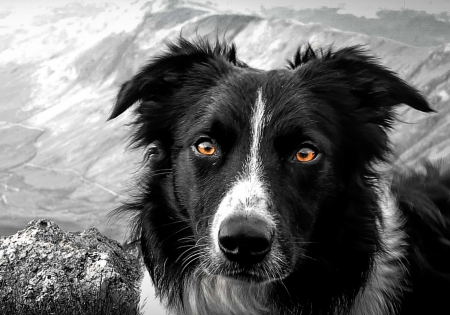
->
[0,219,142,314]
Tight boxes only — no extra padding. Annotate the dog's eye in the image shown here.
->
[295,146,318,162]
[196,140,216,156]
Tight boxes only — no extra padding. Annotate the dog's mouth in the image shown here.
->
[203,261,289,284]
[220,268,268,282]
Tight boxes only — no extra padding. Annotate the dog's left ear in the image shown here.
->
[334,46,433,112]
[302,46,433,121]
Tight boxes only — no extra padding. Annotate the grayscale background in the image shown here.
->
[1,0,449,314]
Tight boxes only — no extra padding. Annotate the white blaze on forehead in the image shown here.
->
[211,88,274,252]
[246,87,269,180]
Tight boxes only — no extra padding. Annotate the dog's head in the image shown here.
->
[109,38,431,287]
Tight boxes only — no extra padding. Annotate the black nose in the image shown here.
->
[218,215,274,264]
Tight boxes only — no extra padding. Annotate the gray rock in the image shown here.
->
[0,219,142,314]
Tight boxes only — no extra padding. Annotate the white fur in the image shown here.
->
[351,181,407,315]
[180,273,272,315]
[247,87,270,179]
[211,88,274,253]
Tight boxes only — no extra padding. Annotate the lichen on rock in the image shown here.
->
[0,219,142,314]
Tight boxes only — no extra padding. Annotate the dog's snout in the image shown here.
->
[218,215,274,264]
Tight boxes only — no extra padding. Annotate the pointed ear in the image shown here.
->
[295,45,433,126]
[108,38,244,121]
[327,46,433,114]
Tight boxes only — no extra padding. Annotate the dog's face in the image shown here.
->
[170,71,340,282]
[109,39,431,286]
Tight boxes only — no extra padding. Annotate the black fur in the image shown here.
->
[391,163,450,314]
[109,38,450,315]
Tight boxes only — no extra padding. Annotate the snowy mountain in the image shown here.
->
[1,0,449,243]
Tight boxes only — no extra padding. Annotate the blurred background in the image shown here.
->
[1,0,449,313]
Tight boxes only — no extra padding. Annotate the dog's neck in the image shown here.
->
[350,180,407,315]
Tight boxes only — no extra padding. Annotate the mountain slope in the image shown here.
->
[0,1,449,242]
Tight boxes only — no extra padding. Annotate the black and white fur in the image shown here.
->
[109,38,450,315]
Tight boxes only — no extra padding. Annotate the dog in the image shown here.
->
[108,38,450,315]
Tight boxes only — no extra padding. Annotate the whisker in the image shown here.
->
[195,235,209,247]
[180,250,205,275]
[177,236,195,242]
[154,220,188,229]
[157,225,192,245]
[175,246,198,264]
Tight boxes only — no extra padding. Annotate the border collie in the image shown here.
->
[109,38,450,315]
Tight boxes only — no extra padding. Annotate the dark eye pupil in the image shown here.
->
[299,148,312,156]
[200,143,213,150]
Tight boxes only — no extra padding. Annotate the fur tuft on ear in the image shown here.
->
[107,37,246,121]
[290,44,433,118]
[329,46,433,113]
[287,44,321,69]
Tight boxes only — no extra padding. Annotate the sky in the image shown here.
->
[1,0,450,18]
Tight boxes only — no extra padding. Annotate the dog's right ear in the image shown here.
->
[108,38,244,121]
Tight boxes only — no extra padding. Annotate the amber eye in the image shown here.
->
[196,140,216,156]
[295,147,317,162]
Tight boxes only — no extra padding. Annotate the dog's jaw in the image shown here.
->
[181,273,273,315]
[351,179,408,315]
